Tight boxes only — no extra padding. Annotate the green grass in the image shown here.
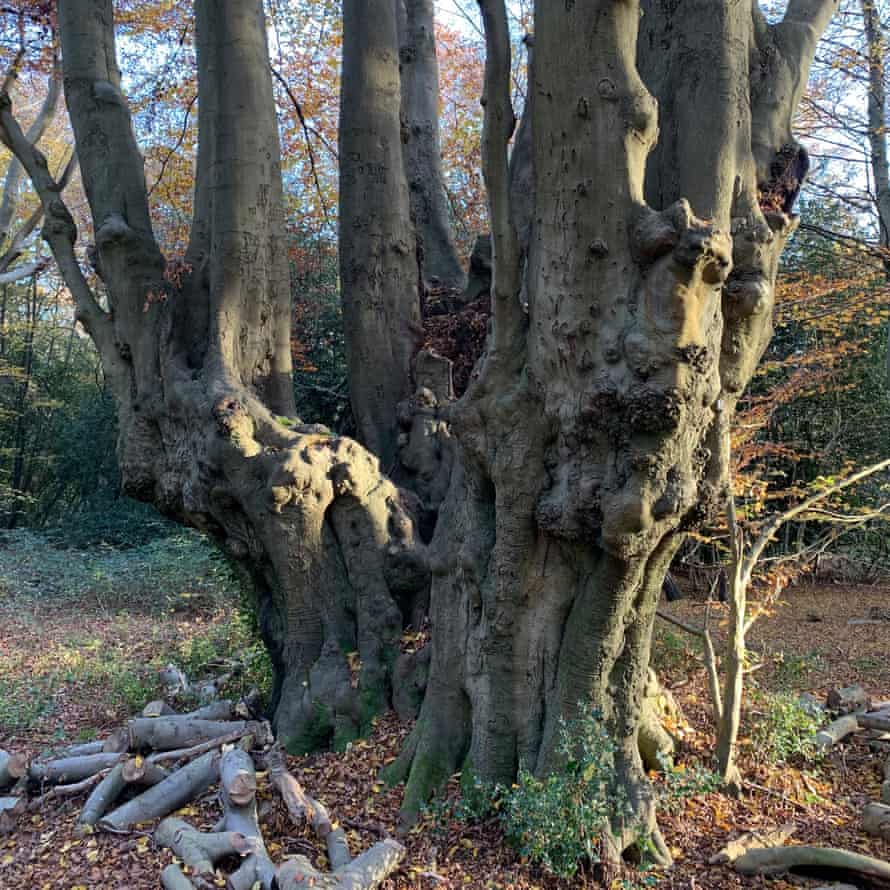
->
[0,529,272,737]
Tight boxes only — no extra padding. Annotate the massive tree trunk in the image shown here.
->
[397,0,466,292]
[1,0,837,859]
[0,0,429,754]
[391,0,836,856]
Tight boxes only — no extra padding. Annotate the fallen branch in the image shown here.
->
[28,769,110,811]
[267,745,350,868]
[859,712,890,732]
[99,750,220,832]
[734,844,890,886]
[276,838,406,890]
[59,741,104,758]
[142,700,178,718]
[121,757,170,786]
[79,761,128,826]
[161,862,197,890]
[128,717,259,751]
[29,753,123,786]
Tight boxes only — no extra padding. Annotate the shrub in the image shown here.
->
[496,706,628,880]
[752,690,823,764]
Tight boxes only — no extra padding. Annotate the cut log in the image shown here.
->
[129,716,270,752]
[220,747,257,807]
[102,728,130,754]
[276,838,406,890]
[814,715,860,751]
[142,700,178,718]
[0,797,24,835]
[708,823,796,865]
[0,751,27,789]
[121,757,170,786]
[859,712,890,733]
[863,802,890,841]
[129,717,247,751]
[734,845,890,886]
[28,753,123,786]
[99,750,220,832]
[147,723,269,766]
[219,749,276,890]
[79,761,128,826]
[267,745,350,868]
[158,664,189,695]
[161,863,197,890]
[826,685,870,715]
[155,817,250,875]
[184,700,235,721]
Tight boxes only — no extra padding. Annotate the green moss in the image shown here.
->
[283,700,333,755]
[401,747,452,825]
[333,716,359,752]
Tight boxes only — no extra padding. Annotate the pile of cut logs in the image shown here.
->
[0,687,405,889]
[723,685,890,887]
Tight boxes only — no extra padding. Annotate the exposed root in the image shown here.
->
[734,844,890,886]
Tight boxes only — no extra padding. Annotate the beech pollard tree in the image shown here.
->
[0,0,837,858]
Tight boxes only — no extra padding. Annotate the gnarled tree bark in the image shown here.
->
[391,0,837,858]
[0,0,429,756]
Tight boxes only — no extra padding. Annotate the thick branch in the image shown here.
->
[477,0,521,351]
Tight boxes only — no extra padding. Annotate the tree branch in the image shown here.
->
[477,0,522,352]
[745,457,890,574]
[0,94,119,372]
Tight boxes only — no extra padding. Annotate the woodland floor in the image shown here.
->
[0,532,889,889]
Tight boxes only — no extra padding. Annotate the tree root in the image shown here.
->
[734,844,890,886]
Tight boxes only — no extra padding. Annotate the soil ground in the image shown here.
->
[1,545,889,889]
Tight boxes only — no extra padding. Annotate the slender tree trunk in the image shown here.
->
[6,274,37,528]
[339,0,422,469]
[860,0,890,384]
[398,0,466,291]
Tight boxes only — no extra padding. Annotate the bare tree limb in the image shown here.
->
[0,94,122,377]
